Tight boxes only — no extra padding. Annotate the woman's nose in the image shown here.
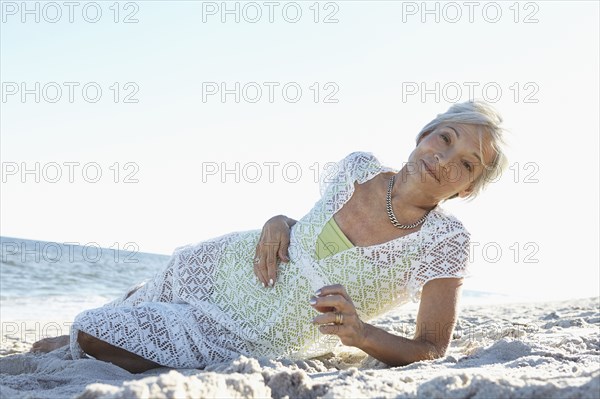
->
[434,153,447,166]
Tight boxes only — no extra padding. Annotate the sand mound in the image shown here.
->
[2,296,598,398]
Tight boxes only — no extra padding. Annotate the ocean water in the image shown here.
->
[0,236,513,323]
[0,236,171,322]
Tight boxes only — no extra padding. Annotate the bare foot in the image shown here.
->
[30,335,70,353]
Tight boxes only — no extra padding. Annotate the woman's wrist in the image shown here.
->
[352,323,438,367]
[274,215,296,228]
[354,322,375,351]
[284,216,297,228]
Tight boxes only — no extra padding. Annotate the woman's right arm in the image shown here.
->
[254,215,297,288]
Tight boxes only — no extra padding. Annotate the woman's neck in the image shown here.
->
[390,169,439,213]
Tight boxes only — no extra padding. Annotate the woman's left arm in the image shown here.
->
[311,278,463,366]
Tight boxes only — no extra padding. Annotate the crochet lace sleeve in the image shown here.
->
[408,223,471,303]
[318,151,379,198]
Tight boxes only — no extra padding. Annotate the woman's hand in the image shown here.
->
[310,279,463,367]
[254,215,296,288]
[309,284,368,347]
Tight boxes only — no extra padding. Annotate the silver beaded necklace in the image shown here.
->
[386,175,430,229]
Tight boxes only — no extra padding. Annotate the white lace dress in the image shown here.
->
[69,151,471,368]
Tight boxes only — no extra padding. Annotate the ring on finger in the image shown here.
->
[334,312,344,325]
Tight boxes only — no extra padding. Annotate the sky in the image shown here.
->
[1,0,599,302]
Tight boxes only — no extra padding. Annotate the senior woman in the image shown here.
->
[31,100,508,374]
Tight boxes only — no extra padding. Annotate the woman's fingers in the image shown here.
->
[315,284,352,303]
[312,312,342,325]
[265,242,278,287]
[254,240,281,288]
[309,294,350,313]
[254,215,293,288]
[309,288,367,347]
[253,231,267,286]
[253,252,268,287]
[318,323,343,335]
[278,237,290,263]
[312,310,351,340]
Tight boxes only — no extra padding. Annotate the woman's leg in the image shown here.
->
[30,285,149,354]
[71,302,204,369]
[30,332,161,373]
[77,331,162,374]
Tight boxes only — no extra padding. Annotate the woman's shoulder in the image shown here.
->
[338,151,389,180]
[319,152,381,193]
[339,151,380,167]
[426,205,471,239]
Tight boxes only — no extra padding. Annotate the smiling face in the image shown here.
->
[407,123,496,201]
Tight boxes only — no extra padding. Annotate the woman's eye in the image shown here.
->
[441,134,450,143]
[463,162,472,171]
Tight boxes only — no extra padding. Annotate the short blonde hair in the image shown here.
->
[416,100,509,201]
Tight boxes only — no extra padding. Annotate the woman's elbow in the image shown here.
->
[381,340,447,368]
[404,340,447,365]
[420,340,448,361]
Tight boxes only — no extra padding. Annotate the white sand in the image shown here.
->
[1,296,598,398]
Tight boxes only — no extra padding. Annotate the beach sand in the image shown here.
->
[1,296,598,398]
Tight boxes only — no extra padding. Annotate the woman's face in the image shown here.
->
[407,122,496,200]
